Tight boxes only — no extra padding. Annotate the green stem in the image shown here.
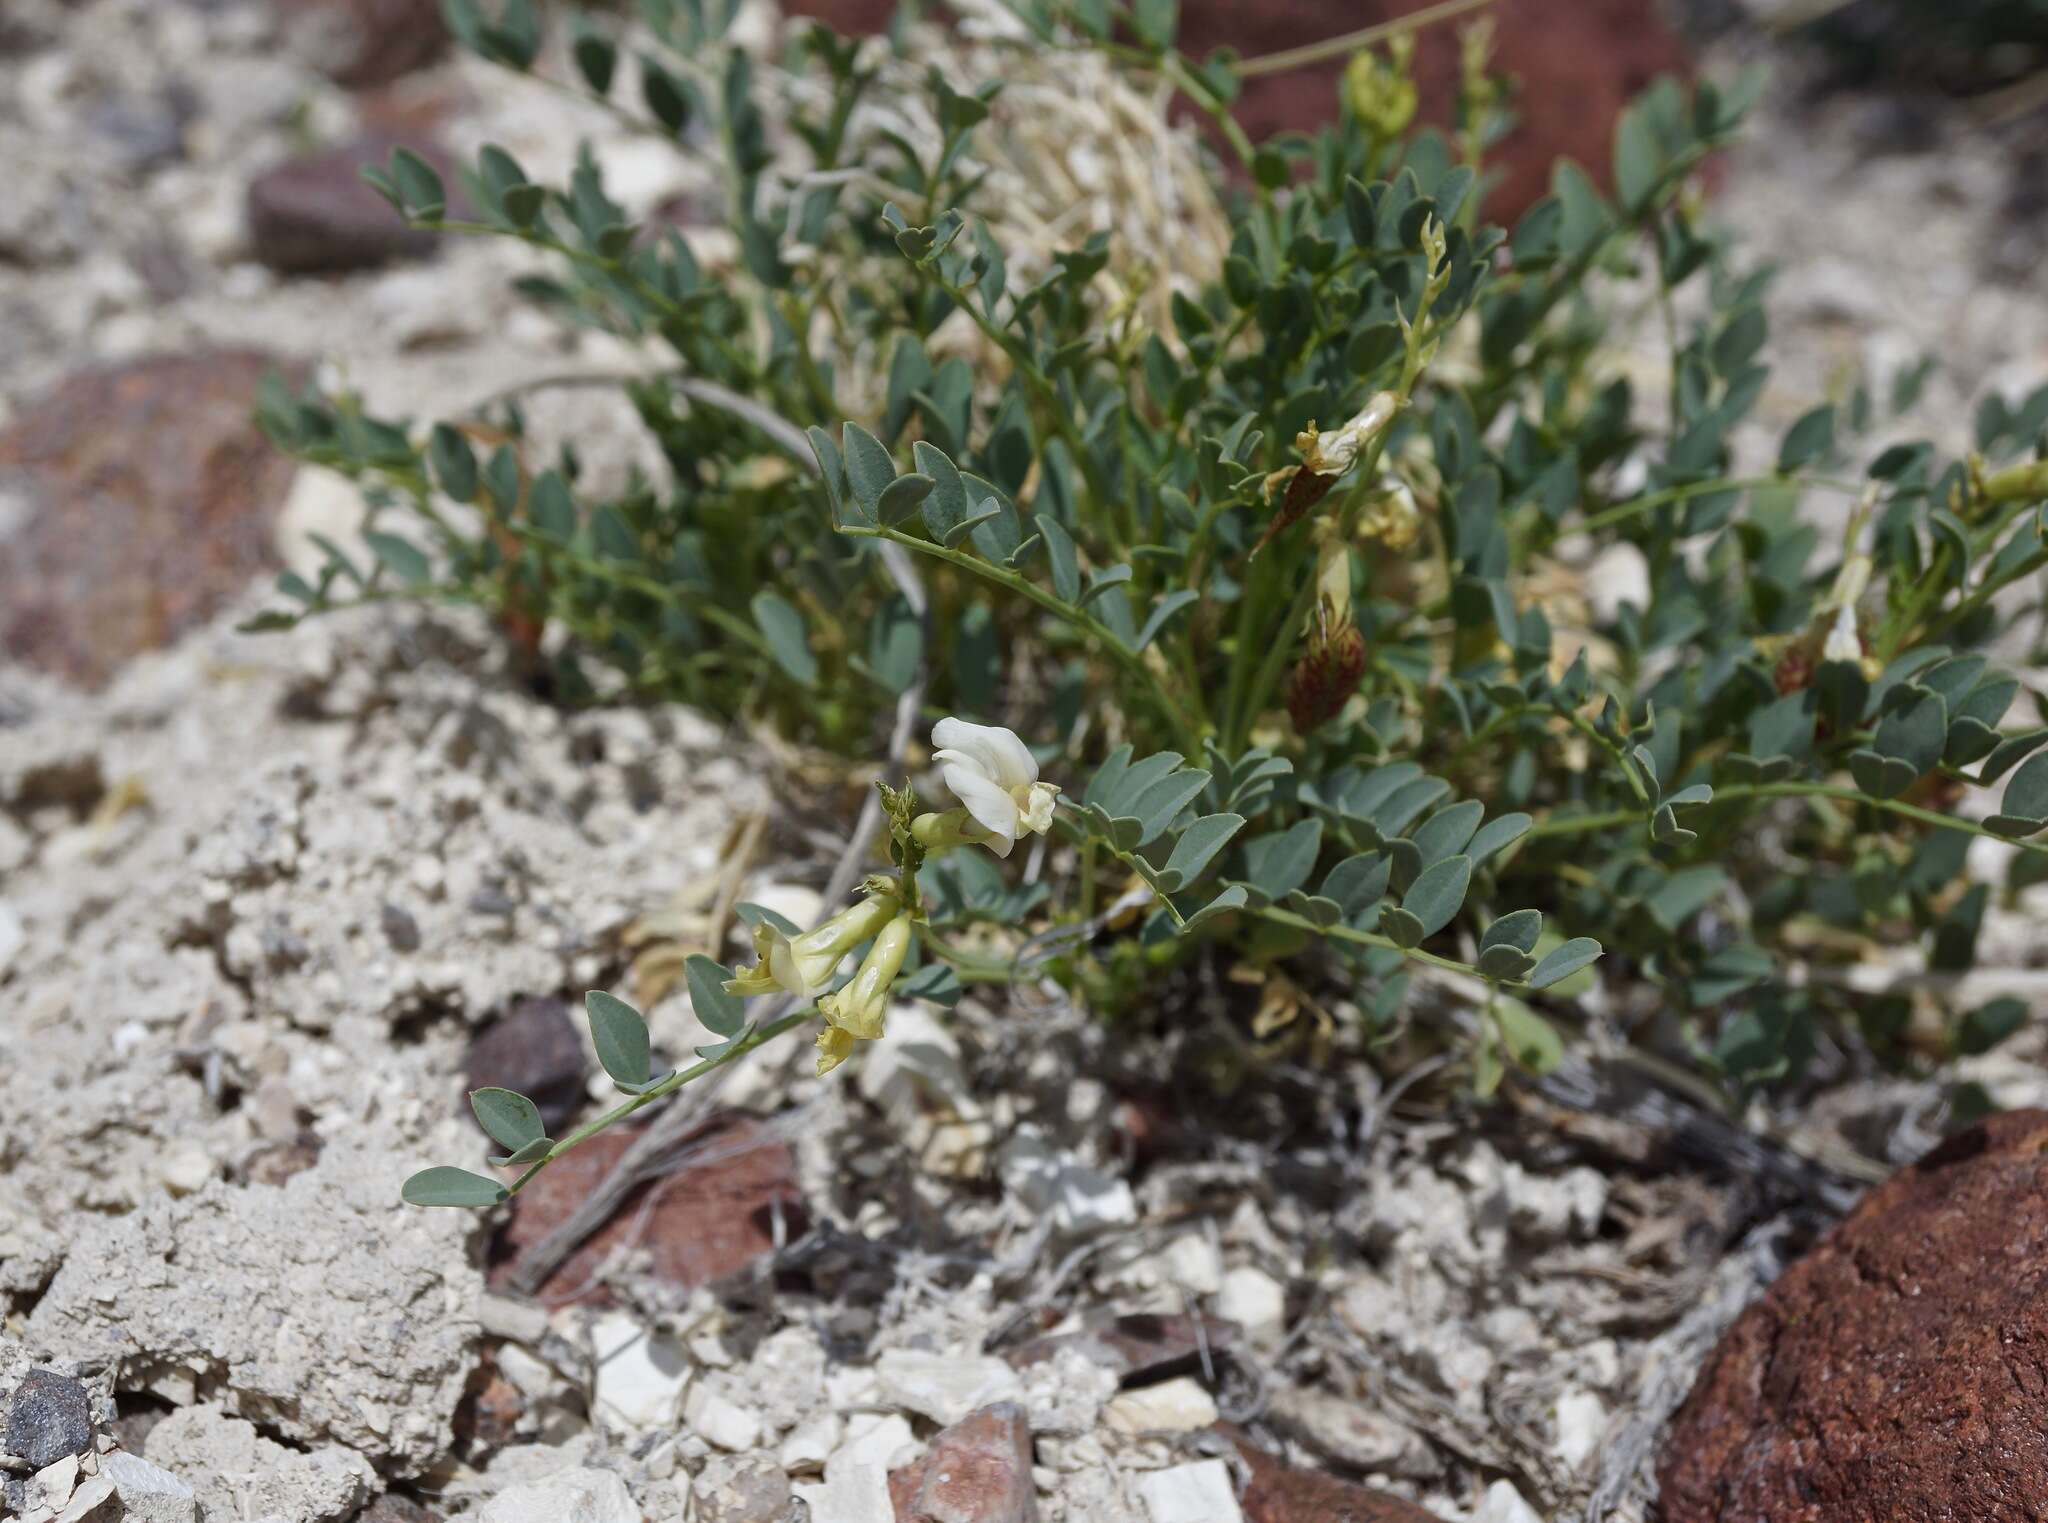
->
[929,270,1114,510]
[841,523,1200,751]
[1518,782,2048,858]
[505,1009,813,1197]
[1229,313,1435,751]
[1726,781,2048,855]
[1575,473,1866,536]
[1232,0,1496,78]
[1257,906,1491,979]
[504,525,778,662]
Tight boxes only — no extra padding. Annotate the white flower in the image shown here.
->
[1821,602,1862,665]
[931,718,1060,858]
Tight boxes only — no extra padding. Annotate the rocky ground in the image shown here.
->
[7,2,2048,1522]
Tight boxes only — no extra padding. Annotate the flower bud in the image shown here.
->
[1344,41,1418,141]
[1359,479,1422,551]
[815,915,914,1073]
[1285,622,1368,734]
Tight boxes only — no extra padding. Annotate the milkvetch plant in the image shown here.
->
[240,1,2048,1206]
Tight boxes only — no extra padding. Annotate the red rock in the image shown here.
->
[0,350,302,688]
[278,0,450,89]
[1221,1428,1441,1523]
[246,131,457,274]
[1005,1311,1237,1384]
[1661,1109,2048,1522]
[451,1360,523,1453]
[464,996,588,1136]
[488,1112,806,1305]
[889,1402,1036,1523]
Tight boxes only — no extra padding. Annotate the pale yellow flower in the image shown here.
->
[815,916,914,1074]
[725,892,899,1002]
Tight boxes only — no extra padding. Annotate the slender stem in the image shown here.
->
[1521,807,1639,841]
[1726,781,2048,856]
[928,270,1114,509]
[1257,906,1493,979]
[1229,304,1436,751]
[1161,52,1262,182]
[840,523,1200,751]
[1575,473,1866,536]
[504,1009,814,1197]
[504,525,778,661]
[1234,0,1496,78]
[1516,781,2048,858]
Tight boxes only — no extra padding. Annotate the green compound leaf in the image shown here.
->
[1321,852,1391,916]
[1871,688,1948,776]
[365,531,431,585]
[1134,590,1200,654]
[1038,513,1081,604]
[1988,750,2048,837]
[586,990,653,1089]
[1978,728,2048,785]
[429,423,479,503]
[1477,944,1538,982]
[750,592,818,688]
[1528,937,1603,991]
[1495,997,1564,1074]
[1778,403,1835,472]
[1158,813,1244,892]
[1849,748,1921,801]
[685,954,746,1038]
[807,425,848,521]
[912,441,970,541]
[1379,906,1426,949]
[1401,853,1472,941]
[1243,818,1324,900]
[1480,909,1543,956]
[1467,811,1532,867]
[491,1137,553,1168]
[402,1167,509,1209]
[470,1088,545,1153]
[1958,996,2027,1057]
[841,423,896,522]
[1410,800,1482,868]
[876,472,935,525]
[1180,883,1248,933]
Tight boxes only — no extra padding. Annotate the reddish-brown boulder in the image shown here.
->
[889,1402,1036,1523]
[0,350,300,688]
[278,0,450,89]
[246,131,458,274]
[1004,1311,1237,1383]
[1661,1109,2048,1521]
[488,1112,806,1305]
[464,996,589,1136]
[1220,1428,1441,1523]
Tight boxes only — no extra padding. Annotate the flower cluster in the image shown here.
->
[726,718,1058,1074]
